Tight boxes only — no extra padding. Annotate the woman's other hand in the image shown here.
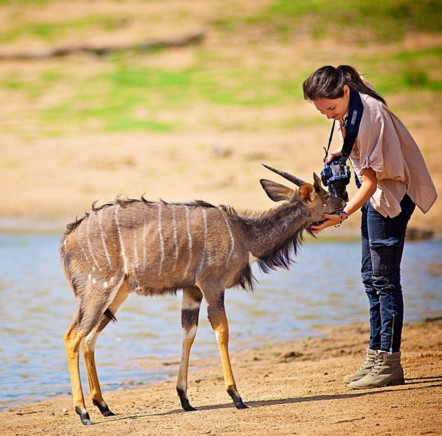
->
[326,148,342,164]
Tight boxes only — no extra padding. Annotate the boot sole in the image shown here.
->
[349,378,405,389]
[344,371,373,383]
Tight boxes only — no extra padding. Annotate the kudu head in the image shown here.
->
[260,164,345,223]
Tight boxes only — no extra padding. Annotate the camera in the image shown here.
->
[320,157,351,201]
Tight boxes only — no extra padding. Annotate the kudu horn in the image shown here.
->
[262,164,306,187]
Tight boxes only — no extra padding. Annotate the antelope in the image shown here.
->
[60,165,345,425]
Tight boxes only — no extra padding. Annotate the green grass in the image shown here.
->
[29,64,307,132]
[5,49,441,134]
[0,0,49,4]
[2,45,441,134]
[104,119,175,133]
[0,15,123,44]
[212,0,442,42]
[267,0,442,41]
[1,0,441,134]
[355,47,442,95]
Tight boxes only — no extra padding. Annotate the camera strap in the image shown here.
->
[341,89,364,161]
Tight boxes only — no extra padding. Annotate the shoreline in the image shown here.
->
[0,221,439,242]
[1,320,441,436]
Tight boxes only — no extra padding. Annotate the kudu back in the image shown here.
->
[60,165,344,425]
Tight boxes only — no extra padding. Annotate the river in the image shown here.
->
[0,233,441,410]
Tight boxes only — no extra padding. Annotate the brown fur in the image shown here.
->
[60,168,344,425]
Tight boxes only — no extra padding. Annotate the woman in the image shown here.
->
[303,65,437,389]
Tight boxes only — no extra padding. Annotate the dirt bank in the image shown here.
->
[1,319,441,436]
[0,1,441,235]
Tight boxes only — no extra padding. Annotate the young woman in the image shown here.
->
[303,65,437,389]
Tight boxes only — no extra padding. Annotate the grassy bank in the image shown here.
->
[0,0,441,233]
[1,0,442,136]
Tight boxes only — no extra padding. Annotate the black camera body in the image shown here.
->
[320,157,351,201]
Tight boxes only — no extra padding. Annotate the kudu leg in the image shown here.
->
[64,279,125,425]
[64,320,90,425]
[81,284,129,418]
[64,311,103,426]
[176,286,203,411]
[205,290,247,410]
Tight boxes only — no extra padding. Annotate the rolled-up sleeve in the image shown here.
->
[357,103,406,182]
[349,93,436,217]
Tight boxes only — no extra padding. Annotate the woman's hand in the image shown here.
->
[311,213,346,233]
[312,168,378,234]
[326,148,342,164]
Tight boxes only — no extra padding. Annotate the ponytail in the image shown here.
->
[303,65,386,105]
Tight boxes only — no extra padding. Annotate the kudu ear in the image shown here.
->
[313,172,323,192]
[260,179,297,202]
[299,183,316,202]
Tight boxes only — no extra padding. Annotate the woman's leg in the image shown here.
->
[343,201,379,384]
[349,195,415,389]
[366,195,415,352]
[360,201,381,350]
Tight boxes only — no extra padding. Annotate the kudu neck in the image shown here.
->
[246,200,310,257]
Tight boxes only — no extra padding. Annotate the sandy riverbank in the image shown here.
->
[1,319,441,436]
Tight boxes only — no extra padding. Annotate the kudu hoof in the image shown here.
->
[180,398,197,411]
[93,399,115,417]
[102,410,115,417]
[75,407,92,425]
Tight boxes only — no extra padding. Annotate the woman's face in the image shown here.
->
[312,85,350,121]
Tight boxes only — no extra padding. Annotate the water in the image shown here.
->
[0,233,441,411]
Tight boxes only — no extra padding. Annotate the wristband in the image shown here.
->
[335,210,349,227]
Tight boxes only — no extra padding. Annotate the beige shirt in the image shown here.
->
[340,93,437,218]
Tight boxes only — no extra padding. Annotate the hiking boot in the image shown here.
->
[343,348,377,383]
[349,350,405,389]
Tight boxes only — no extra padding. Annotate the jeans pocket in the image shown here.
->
[369,240,403,277]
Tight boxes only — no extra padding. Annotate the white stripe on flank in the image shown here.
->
[172,205,179,266]
[198,208,208,270]
[142,210,148,268]
[115,205,128,275]
[98,209,112,268]
[77,221,93,268]
[184,206,193,275]
[86,218,101,270]
[132,209,139,269]
[158,203,165,274]
[222,212,235,267]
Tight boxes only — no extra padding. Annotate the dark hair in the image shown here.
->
[303,65,386,105]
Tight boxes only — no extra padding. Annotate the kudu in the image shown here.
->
[60,165,344,425]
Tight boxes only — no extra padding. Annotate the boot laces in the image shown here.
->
[357,351,375,372]
[369,351,386,375]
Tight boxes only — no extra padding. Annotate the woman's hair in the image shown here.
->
[303,65,386,105]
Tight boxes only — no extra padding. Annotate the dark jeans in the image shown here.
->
[360,195,415,353]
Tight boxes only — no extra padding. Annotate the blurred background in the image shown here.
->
[0,0,441,234]
[0,0,442,411]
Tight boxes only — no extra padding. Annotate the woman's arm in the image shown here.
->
[311,167,378,232]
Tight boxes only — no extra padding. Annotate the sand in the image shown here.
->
[1,320,441,436]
